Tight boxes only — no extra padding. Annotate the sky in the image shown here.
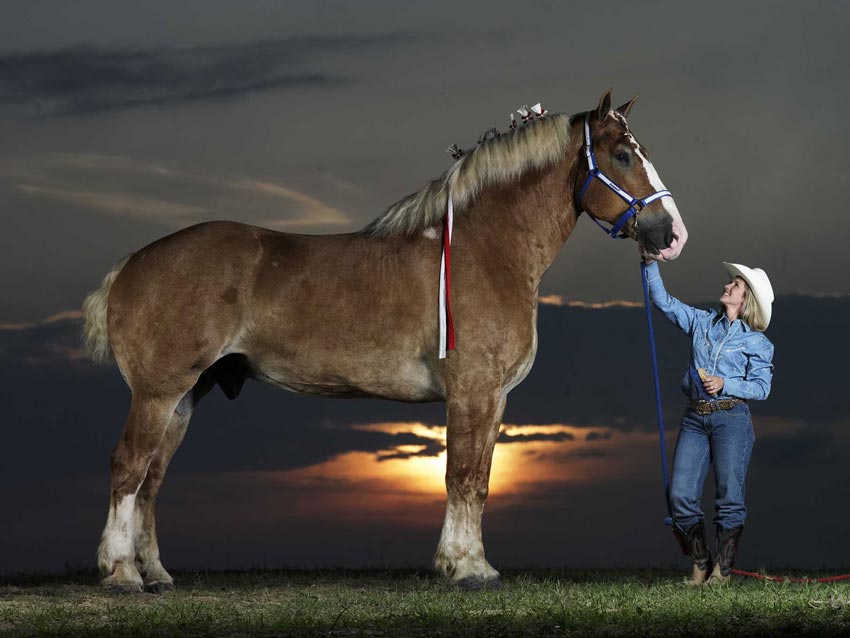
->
[2,1,850,575]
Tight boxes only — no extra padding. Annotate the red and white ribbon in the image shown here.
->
[438,194,455,359]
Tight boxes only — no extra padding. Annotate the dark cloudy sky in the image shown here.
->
[2,1,850,575]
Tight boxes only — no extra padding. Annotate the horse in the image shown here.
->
[82,89,687,592]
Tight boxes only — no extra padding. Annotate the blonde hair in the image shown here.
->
[726,280,768,332]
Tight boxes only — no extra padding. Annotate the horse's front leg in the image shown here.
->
[434,388,506,589]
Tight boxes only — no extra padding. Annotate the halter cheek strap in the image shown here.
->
[576,113,674,239]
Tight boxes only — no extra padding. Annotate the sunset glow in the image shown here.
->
[259,422,662,523]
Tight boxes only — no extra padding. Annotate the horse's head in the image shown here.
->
[576,89,688,261]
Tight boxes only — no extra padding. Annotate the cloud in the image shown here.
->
[0,33,425,117]
[0,310,87,365]
[376,440,444,462]
[50,153,352,224]
[499,424,577,444]
[16,183,207,223]
[538,294,643,309]
[0,321,32,331]
[0,309,81,331]
[41,309,83,323]
[350,422,445,439]
[317,173,367,196]
[525,447,611,461]
[230,178,349,228]
[8,152,352,229]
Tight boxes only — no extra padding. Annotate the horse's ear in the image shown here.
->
[596,88,613,122]
[615,94,639,119]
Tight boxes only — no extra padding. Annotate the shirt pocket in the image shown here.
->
[723,345,747,374]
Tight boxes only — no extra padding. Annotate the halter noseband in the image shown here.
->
[576,112,674,239]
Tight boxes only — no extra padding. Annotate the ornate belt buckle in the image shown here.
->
[694,401,711,415]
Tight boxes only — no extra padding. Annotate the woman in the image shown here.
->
[643,257,774,585]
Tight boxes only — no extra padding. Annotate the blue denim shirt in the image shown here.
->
[644,261,774,401]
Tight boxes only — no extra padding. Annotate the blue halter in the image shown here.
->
[576,113,674,239]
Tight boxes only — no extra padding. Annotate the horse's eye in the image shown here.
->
[615,152,629,164]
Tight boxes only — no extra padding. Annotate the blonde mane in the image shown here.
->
[359,113,574,236]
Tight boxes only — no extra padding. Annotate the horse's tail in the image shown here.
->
[82,254,133,363]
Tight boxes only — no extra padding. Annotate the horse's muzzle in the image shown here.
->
[639,213,687,261]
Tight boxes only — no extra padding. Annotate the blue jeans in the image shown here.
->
[670,402,755,533]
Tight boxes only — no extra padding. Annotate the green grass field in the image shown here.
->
[3,568,850,637]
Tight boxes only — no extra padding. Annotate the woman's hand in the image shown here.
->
[639,245,654,264]
[702,375,725,396]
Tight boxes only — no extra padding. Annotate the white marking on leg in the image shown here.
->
[436,493,498,581]
[113,494,136,557]
[99,486,144,576]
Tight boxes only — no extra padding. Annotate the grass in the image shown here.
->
[2,568,850,637]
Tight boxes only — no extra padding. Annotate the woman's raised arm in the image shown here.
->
[643,260,710,336]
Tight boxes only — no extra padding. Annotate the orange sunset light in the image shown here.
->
[267,422,651,511]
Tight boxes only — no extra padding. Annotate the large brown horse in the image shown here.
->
[82,89,687,592]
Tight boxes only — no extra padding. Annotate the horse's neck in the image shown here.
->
[460,156,579,291]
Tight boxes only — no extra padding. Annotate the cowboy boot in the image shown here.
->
[707,525,743,585]
[673,521,711,586]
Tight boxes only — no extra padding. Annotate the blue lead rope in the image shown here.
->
[640,261,674,526]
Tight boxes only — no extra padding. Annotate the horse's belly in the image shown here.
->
[252,353,443,402]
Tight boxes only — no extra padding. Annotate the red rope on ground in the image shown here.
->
[731,568,850,583]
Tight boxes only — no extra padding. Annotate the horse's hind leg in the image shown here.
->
[133,373,216,592]
[434,388,506,588]
[98,392,185,592]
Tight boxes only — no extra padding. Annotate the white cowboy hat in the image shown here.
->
[722,262,774,329]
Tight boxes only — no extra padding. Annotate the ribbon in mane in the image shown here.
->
[438,194,455,359]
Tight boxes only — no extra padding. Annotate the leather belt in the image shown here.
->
[690,399,744,415]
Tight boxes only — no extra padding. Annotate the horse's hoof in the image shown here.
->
[144,581,174,594]
[101,561,144,594]
[456,577,501,591]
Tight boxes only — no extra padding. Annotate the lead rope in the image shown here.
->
[640,261,674,527]
[642,261,850,583]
